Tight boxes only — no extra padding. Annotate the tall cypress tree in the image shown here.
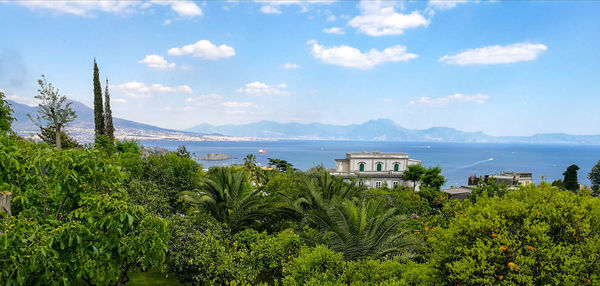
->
[93,59,104,137]
[104,78,115,143]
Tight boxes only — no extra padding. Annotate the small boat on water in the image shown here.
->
[258,149,267,154]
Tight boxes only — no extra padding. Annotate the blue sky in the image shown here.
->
[1,0,599,136]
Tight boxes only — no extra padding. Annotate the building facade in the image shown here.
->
[330,152,421,188]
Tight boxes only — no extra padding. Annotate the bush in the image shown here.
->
[427,184,600,285]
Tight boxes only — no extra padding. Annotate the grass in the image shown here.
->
[127,268,182,286]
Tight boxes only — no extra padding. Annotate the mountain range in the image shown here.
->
[186,119,600,145]
[9,99,599,144]
[7,100,232,142]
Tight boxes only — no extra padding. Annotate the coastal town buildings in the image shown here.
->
[442,171,533,199]
[330,152,421,188]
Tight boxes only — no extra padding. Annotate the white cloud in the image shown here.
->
[6,94,39,106]
[439,43,547,65]
[113,81,193,98]
[309,41,417,69]
[112,98,127,103]
[137,54,176,69]
[222,101,258,108]
[168,1,202,17]
[427,0,470,11]
[236,82,291,96]
[326,15,336,21]
[11,0,202,18]
[383,98,392,103]
[11,0,140,16]
[348,1,429,36]
[282,62,300,69]
[323,27,345,35]
[163,19,172,25]
[255,0,337,14]
[260,5,281,14]
[186,93,223,106]
[168,40,235,60]
[410,93,489,105]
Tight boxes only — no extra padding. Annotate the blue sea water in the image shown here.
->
[138,140,600,188]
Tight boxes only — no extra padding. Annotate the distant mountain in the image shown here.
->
[8,100,230,142]
[186,119,600,144]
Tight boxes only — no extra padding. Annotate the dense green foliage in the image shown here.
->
[0,136,168,285]
[3,91,600,285]
[0,90,15,135]
[427,184,600,285]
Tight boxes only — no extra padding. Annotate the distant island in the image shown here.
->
[195,153,232,161]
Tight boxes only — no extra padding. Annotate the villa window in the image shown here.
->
[393,181,399,186]
[375,181,382,188]
[394,163,399,172]
[376,163,382,171]
[359,163,365,171]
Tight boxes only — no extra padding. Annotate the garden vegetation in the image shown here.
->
[1,92,600,285]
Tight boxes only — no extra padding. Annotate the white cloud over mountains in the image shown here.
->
[137,54,176,70]
[439,43,548,65]
[185,93,258,110]
[6,94,39,107]
[236,82,291,96]
[308,41,417,69]
[168,40,235,60]
[113,82,193,98]
[11,0,202,17]
[410,93,489,105]
[348,1,429,36]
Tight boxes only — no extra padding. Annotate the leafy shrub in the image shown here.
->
[0,135,168,285]
[427,184,600,285]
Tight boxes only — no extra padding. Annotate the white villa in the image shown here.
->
[330,152,421,188]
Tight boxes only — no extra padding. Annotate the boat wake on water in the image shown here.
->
[457,158,494,169]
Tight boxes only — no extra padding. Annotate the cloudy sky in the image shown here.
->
[1,0,599,136]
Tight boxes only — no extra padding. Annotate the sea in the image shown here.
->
[138,140,600,188]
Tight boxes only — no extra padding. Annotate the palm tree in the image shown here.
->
[290,170,362,227]
[315,198,420,260]
[181,167,267,234]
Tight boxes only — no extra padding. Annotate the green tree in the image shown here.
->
[181,167,268,234]
[93,59,104,139]
[28,75,77,150]
[421,166,445,191]
[313,198,420,260]
[0,136,168,285]
[269,158,295,172]
[0,91,15,135]
[563,164,580,191]
[176,145,191,158]
[104,78,115,143]
[428,184,600,285]
[588,160,600,193]
[38,125,80,149]
[404,164,425,191]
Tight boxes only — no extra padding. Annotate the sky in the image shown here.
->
[0,0,599,136]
